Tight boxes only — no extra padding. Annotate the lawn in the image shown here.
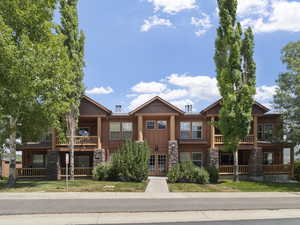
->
[0,179,147,192]
[169,179,300,192]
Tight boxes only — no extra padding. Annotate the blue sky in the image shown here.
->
[72,0,300,112]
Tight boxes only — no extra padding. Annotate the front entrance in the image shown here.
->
[148,154,167,176]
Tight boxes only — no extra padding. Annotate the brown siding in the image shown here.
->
[2,161,22,177]
[135,99,179,114]
[79,98,108,116]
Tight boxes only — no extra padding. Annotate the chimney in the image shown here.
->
[115,105,122,113]
[185,105,192,113]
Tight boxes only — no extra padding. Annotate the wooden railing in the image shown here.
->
[263,164,291,174]
[214,135,255,144]
[56,136,98,146]
[60,167,93,177]
[16,168,47,178]
[219,165,249,175]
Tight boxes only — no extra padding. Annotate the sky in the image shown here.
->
[71,0,300,112]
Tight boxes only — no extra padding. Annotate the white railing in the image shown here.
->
[214,135,255,144]
[56,136,98,146]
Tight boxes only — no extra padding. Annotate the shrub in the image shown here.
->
[294,162,300,182]
[167,161,209,184]
[206,166,219,183]
[93,164,111,181]
[111,141,150,182]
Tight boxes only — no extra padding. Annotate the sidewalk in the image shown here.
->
[1,209,300,225]
[145,176,169,193]
[1,192,300,200]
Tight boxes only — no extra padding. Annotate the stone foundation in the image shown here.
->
[46,151,60,180]
[93,149,106,168]
[168,140,178,169]
[208,149,219,168]
[248,148,264,181]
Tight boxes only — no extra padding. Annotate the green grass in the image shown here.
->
[0,179,147,192]
[169,179,300,192]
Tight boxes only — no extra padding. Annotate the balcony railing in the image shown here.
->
[56,136,98,146]
[219,165,249,175]
[263,164,291,174]
[214,135,255,144]
[60,167,93,177]
[16,168,47,178]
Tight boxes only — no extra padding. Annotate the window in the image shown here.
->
[192,152,202,167]
[157,120,167,129]
[180,152,191,162]
[146,120,155,129]
[32,154,45,168]
[110,122,121,140]
[77,127,90,136]
[263,152,274,165]
[180,122,203,139]
[75,155,90,167]
[192,122,202,139]
[110,122,133,140]
[122,122,133,140]
[258,124,273,141]
[180,122,191,139]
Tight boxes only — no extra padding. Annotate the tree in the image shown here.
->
[214,0,256,182]
[274,41,300,154]
[59,0,85,181]
[0,0,74,187]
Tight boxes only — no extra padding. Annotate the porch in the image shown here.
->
[219,164,291,175]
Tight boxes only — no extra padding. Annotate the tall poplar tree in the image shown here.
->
[214,0,256,182]
[0,0,74,186]
[59,0,85,180]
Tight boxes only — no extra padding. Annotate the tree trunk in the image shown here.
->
[233,149,239,182]
[8,117,17,187]
[70,123,75,181]
[0,152,2,180]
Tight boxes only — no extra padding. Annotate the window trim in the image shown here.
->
[157,120,167,130]
[110,122,133,140]
[191,152,203,167]
[263,151,274,165]
[258,123,273,141]
[180,121,203,140]
[146,120,155,130]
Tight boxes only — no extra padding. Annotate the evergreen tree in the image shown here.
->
[0,0,74,187]
[214,0,256,182]
[274,41,300,153]
[59,0,85,180]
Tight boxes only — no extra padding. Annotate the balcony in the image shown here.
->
[56,136,98,146]
[214,135,255,145]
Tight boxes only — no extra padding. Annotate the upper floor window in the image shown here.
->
[192,152,202,167]
[32,154,46,168]
[157,120,167,129]
[110,122,133,140]
[146,120,167,129]
[180,122,203,139]
[258,124,273,141]
[146,120,155,129]
[263,152,274,165]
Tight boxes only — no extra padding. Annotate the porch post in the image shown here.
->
[97,117,102,149]
[209,116,219,168]
[210,117,215,149]
[137,115,143,142]
[170,115,176,141]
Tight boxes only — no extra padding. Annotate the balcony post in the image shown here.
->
[210,117,215,149]
[51,128,56,150]
[97,117,102,149]
[137,115,143,142]
[170,115,176,141]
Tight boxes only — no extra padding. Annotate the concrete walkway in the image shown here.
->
[145,176,169,193]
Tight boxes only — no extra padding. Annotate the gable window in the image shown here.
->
[157,120,167,129]
[258,124,273,141]
[146,121,155,129]
[180,122,203,139]
[110,122,133,140]
[263,152,274,165]
[192,152,202,167]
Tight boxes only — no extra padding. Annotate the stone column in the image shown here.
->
[248,147,263,181]
[253,116,258,148]
[290,147,295,178]
[46,151,60,180]
[168,140,178,169]
[93,149,106,168]
[208,149,219,168]
[137,115,143,142]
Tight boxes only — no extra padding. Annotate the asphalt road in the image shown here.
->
[1,197,300,215]
[96,219,300,225]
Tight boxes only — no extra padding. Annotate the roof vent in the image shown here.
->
[115,105,122,113]
[185,105,193,113]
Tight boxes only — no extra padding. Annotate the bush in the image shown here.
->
[93,164,111,181]
[206,166,219,183]
[110,141,150,182]
[167,161,209,184]
[294,162,300,182]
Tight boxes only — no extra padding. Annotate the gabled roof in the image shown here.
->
[82,95,112,114]
[129,96,185,115]
[201,99,270,115]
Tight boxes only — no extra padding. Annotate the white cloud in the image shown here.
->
[141,15,173,32]
[86,86,113,95]
[131,81,167,93]
[255,85,277,102]
[191,13,213,36]
[148,0,197,14]
[239,0,300,33]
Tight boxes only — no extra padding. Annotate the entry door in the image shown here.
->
[148,154,167,176]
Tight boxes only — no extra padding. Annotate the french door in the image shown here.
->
[148,154,167,176]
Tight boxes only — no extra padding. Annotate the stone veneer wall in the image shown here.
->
[93,149,106,168]
[208,149,219,168]
[46,151,60,180]
[168,140,178,169]
[248,148,264,181]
